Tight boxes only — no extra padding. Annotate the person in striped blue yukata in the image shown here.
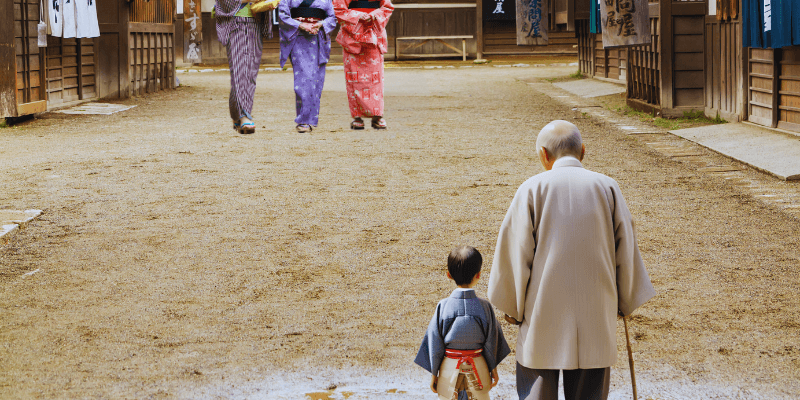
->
[215,0,272,134]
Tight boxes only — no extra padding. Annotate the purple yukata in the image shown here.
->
[278,0,337,127]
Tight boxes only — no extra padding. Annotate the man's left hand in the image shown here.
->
[504,314,521,325]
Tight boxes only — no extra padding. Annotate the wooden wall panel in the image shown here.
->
[778,47,800,132]
[672,15,703,108]
[748,48,775,127]
[6,0,46,116]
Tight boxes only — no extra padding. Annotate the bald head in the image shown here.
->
[535,120,584,160]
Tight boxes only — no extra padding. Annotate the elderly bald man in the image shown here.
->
[487,120,656,400]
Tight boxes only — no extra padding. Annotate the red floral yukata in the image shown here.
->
[333,0,393,118]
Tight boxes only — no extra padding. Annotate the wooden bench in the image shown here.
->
[395,35,474,62]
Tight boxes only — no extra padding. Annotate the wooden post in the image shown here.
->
[476,0,484,60]
[566,0,574,32]
[771,48,780,128]
[660,0,673,110]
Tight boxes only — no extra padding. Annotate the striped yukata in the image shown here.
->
[215,0,273,123]
[333,0,393,118]
[278,0,337,126]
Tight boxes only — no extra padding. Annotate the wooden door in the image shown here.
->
[96,0,130,99]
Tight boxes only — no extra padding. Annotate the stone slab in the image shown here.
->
[1,224,18,242]
[55,103,137,115]
[670,123,800,181]
[0,210,42,243]
[553,79,626,98]
[0,209,42,225]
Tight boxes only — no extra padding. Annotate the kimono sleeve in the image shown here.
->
[256,10,274,40]
[413,301,446,375]
[333,0,366,29]
[278,0,301,32]
[321,0,338,35]
[487,183,536,322]
[610,182,656,316]
[368,0,393,31]
[480,300,511,372]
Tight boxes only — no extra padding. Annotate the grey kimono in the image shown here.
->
[414,289,511,376]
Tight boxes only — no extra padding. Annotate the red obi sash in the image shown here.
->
[444,348,484,390]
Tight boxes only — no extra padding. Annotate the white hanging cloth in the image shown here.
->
[75,0,100,38]
[61,0,76,38]
[48,0,63,37]
[50,0,99,38]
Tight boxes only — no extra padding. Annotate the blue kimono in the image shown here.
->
[414,288,511,377]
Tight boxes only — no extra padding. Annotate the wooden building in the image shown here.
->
[576,0,706,117]
[1,0,177,119]
[703,0,799,134]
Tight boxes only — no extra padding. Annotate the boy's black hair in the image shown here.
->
[448,246,482,286]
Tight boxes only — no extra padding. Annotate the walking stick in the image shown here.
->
[623,316,638,400]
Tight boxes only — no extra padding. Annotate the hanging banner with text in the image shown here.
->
[184,0,203,63]
[600,0,650,48]
[486,0,515,21]
[516,0,548,45]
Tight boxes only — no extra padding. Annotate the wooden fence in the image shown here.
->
[704,15,742,122]
[129,0,176,95]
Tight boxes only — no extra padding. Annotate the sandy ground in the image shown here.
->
[1,62,800,400]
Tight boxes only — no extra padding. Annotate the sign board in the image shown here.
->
[486,0,515,21]
[184,0,202,63]
[516,0,548,45]
[600,0,650,48]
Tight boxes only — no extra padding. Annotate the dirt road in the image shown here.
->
[1,63,799,399]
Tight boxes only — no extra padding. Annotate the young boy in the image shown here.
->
[414,246,511,400]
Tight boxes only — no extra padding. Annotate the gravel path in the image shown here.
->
[1,64,799,399]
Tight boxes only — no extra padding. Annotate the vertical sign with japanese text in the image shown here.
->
[599,0,650,48]
[516,0,548,46]
[184,0,202,63]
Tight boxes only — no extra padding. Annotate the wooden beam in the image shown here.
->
[566,0,574,32]
[772,48,780,128]
[476,0,483,59]
[660,0,673,110]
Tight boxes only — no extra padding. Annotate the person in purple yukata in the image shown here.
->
[415,246,511,400]
[215,0,272,134]
[278,0,337,133]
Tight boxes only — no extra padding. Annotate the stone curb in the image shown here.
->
[0,210,42,244]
